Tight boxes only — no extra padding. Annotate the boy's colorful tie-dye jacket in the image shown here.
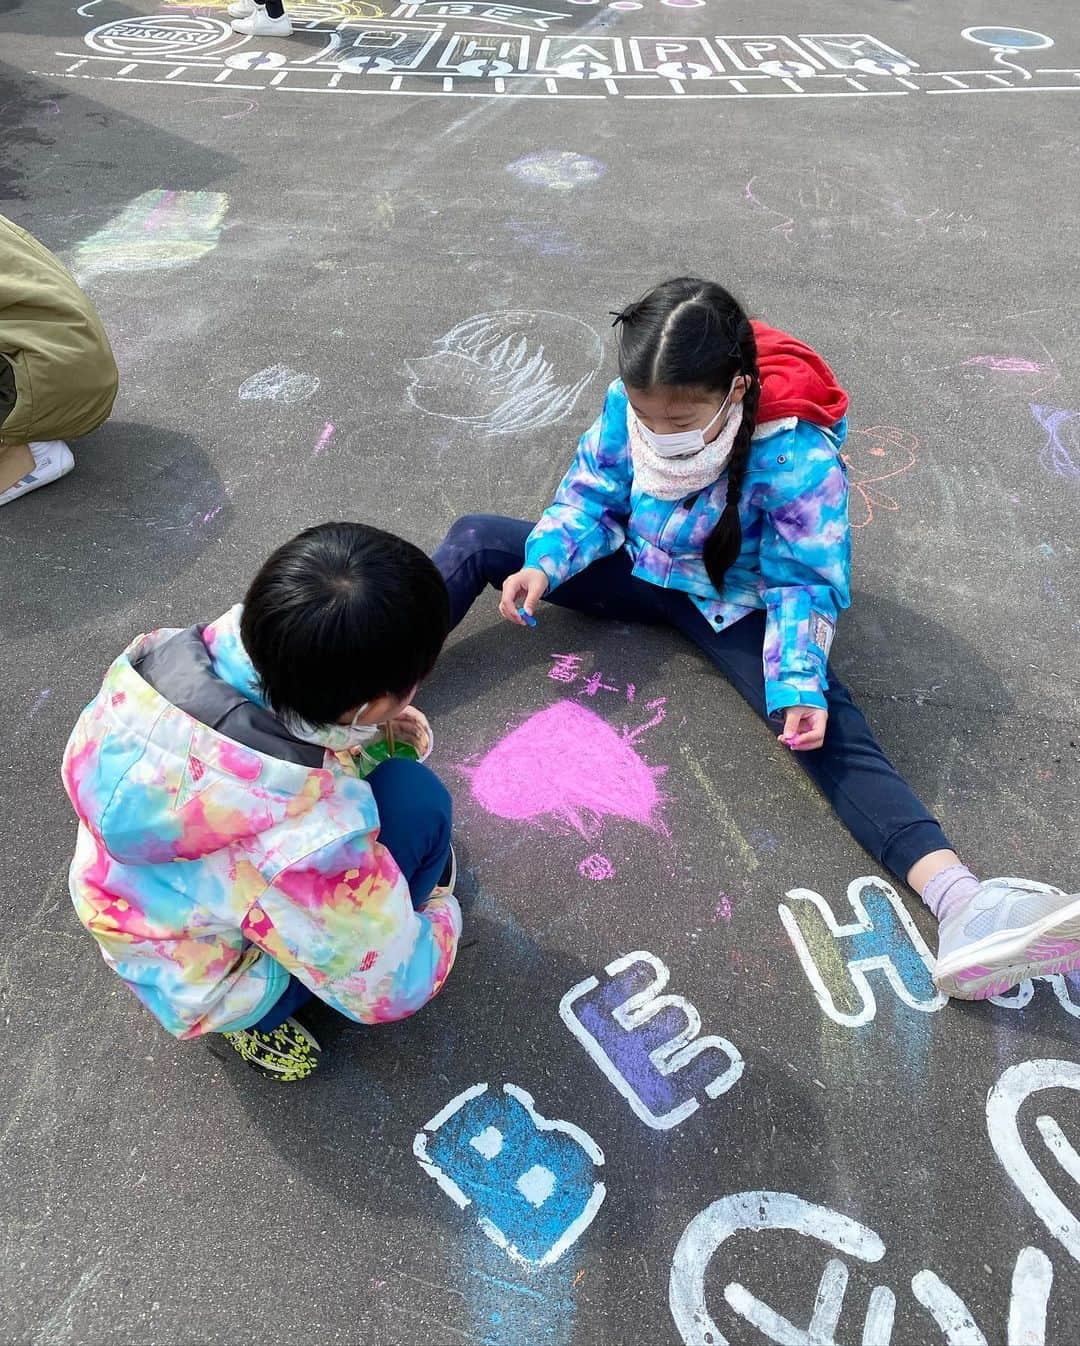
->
[61,607,461,1039]
[525,377,851,716]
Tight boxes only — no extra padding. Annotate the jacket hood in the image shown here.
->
[62,622,338,867]
[751,320,849,427]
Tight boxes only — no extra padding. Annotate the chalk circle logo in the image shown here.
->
[85,16,240,58]
[961,26,1054,51]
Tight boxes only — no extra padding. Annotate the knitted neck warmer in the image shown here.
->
[627,401,744,501]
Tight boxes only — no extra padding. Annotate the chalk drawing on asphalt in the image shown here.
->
[49,19,1080,102]
[988,1058,1080,1265]
[67,189,230,283]
[841,425,921,529]
[1030,404,1080,480]
[779,877,947,1026]
[669,1190,1054,1346]
[463,699,668,839]
[238,364,321,404]
[559,950,744,1130]
[405,310,603,435]
[781,875,1080,1027]
[413,1082,606,1267]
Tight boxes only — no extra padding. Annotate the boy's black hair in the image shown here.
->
[241,521,450,725]
[612,277,760,591]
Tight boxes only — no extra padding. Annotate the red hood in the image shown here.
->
[751,320,849,426]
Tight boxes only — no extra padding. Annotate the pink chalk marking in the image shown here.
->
[713,895,733,923]
[624,696,667,744]
[962,355,1052,374]
[142,189,178,234]
[313,421,335,456]
[578,853,615,881]
[465,699,668,839]
[202,504,223,525]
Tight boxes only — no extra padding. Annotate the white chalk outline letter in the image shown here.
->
[778,876,947,1027]
[413,1082,606,1268]
[559,950,744,1130]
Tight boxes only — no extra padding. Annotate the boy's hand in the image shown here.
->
[499,567,549,625]
[778,705,828,752]
[389,705,433,761]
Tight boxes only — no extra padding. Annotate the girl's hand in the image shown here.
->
[778,705,827,752]
[499,567,549,625]
[388,705,433,761]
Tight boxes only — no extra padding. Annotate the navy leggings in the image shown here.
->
[252,757,452,1032]
[432,514,951,881]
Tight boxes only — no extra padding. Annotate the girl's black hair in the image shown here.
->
[241,521,450,725]
[613,277,760,590]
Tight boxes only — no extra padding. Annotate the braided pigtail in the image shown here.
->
[702,318,760,589]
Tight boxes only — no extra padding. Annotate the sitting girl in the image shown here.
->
[433,276,1079,1000]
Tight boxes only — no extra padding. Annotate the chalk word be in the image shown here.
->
[988,1058,1080,1266]
[669,1190,1053,1346]
[414,1083,605,1267]
[559,951,743,1130]
[779,876,1080,1027]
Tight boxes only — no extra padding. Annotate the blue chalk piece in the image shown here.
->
[517,608,538,628]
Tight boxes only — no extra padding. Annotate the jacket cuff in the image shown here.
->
[765,681,828,719]
[523,548,565,593]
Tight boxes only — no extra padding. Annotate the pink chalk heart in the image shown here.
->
[468,700,667,837]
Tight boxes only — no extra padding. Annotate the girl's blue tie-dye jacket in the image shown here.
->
[524,379,851,716]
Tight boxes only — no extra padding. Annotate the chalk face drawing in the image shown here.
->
[466,700,667,838]
[69,190,229,284]
[559,950,744,1130]
[1030,404,1080,480]
[987,1058,1080,1265]
[669,1190,1053,1346]
[841,425,920,529]
[413,1083,605,1268]
[405,310,603,435]
[506,151,605,190]
[779,877,947,1026]
[238,364,321,404]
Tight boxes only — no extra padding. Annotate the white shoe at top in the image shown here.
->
[0,440,74,507]
[231,8,293,35]
[227,0,255,16]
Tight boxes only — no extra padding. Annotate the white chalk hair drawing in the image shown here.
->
[405,309,604,436]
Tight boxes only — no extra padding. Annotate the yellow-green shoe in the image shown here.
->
[221,1015,322,1081]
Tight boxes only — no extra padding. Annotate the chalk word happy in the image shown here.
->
[988,1058,1080,1266]
[559,950,744,1130]
[669,1189,1054,1346]
[414,1082,606,1268]
[779,876,1080,1028]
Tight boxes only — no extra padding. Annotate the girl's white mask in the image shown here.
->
[633,381,738,459]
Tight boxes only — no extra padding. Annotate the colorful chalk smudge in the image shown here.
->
[465,700,667,838]
[68,189,229,283]
[1030,403,1080,480]
[505,152,606,191]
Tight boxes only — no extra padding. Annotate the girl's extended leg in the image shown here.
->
[668,606,951,878]
[668,602,1080,998]
[433,513,672,629]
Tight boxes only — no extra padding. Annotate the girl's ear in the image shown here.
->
[731,373,752,405]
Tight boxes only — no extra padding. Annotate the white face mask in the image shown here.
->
[633,382,737,459]
[291,702,382,753]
